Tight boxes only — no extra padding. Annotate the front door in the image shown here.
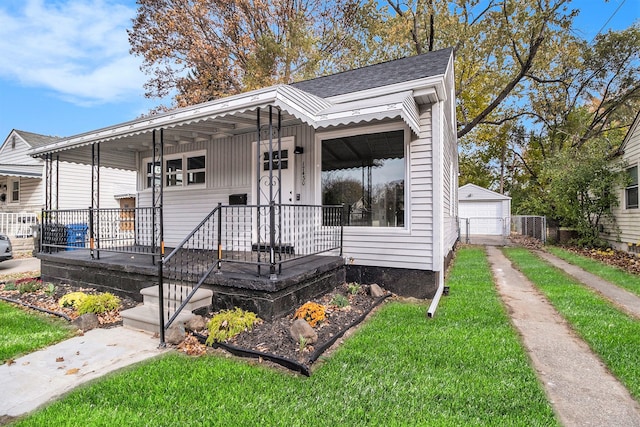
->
[252,136,296,248]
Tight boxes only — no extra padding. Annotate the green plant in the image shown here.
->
[206,308,261,345]
[59,292,89,308]
[298,335,308,352]
[3,282,17,291]
[347,282,361,295]
[330,293,349,308]
[76,293,121,315]
[16,279,42,294]
[293,302,326,327]
[44,284,56,297]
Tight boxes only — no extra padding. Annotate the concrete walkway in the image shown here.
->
[0,327,166,422]
[535,250,640,319]
[487,246,640,427]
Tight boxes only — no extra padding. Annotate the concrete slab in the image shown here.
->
[0,327,166,419]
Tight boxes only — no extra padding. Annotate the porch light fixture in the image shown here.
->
[294,146,304,154]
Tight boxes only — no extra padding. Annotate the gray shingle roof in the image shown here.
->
[291,47,452,98]
[14,130,61,148]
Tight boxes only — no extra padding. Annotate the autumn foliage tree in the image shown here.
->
[128,0,361,107]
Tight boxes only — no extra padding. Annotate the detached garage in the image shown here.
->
[458,184,511,236]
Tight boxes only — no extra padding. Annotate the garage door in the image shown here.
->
[459,201,503,235]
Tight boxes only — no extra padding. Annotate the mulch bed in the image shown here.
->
[0,279,138,327]
[559,246,640,276]
[189,282,390,374]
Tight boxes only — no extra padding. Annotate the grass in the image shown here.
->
[15,247,558,426]
[547,246,640,297]
[503,247,640,401]
[0,301,76,364]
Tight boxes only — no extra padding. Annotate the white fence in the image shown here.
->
[0,212,38,238]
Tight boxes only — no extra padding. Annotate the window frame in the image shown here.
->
[143,150,206,191]
[316,123,409,230]
[626,165,638,209]
[8,178,19,203]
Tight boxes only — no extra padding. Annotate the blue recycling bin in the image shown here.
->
[66,223,88,250]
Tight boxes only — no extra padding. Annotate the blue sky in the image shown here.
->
[0,0,638,141]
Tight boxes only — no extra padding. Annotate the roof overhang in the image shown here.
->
[28,76,443,163]
[0,165,42,178]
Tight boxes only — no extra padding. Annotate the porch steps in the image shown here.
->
[122,284,213,334]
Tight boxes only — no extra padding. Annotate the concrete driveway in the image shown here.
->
[0,257,40,276]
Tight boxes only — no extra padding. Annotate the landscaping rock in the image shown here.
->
[290,319,317,344]
[166,325,186,345]
[369,283,386,298]
[71,313,99,332]
[185,315,207,331]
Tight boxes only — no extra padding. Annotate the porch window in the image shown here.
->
[166,158,183,187]
[144,151,206,189]
[146,161,161,188]
[187,155,205,185]
[321,129,405,227]
[626,166,638,209]
[9,180,19,203]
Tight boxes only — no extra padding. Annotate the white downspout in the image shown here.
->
[427,97,445,318]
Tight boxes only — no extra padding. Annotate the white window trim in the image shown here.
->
[8,178,19,204]
[142,150,206,191]
[626,164,638,210]
[315,122,410,231]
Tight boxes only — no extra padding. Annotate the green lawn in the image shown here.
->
[15,247,558,426]
[504,247,640,401]
[0,301,75,364]
[547,246,640,297]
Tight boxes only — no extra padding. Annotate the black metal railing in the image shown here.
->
[159,203,343,334]
[41,207,161,255]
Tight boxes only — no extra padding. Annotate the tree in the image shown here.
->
[129,0,361,106]
[531,138,627,247]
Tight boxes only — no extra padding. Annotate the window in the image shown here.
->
[166,158,183,187]
[146,161,161,188]
[626,165,638,209]
[321,130,405,227]
[145,152,205,189]
[9,180,19,203]
[187,155,205,185]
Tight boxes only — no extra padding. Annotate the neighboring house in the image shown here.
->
[458,183,511,236]
[32,48,458,314]
[0,130,136,240]
[602,112,640,253]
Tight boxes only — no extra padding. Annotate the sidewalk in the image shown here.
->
[487,246,640,427]
[0,327,166,421]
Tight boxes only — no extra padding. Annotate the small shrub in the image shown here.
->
[76,293,121,315]
[347,282,361,295]
[293,302,326,328]
[17,279,42,294]
[44,283,56,297]
[330,293,349,308]
[59,292,89,308]
[206,308,261,345]
[3,281,17,291]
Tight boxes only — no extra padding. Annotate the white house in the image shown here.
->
[602,112,640,253]
[32,48,458,303]
[458,183,511,236]
[0,130,136,244]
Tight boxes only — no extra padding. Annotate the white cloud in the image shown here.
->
[0,0,147,105]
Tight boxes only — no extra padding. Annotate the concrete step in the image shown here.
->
[140,284,213,312]
[121,305,195,334]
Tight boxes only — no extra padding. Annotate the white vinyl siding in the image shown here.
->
[138,125,316,247]
[604,118,640,250]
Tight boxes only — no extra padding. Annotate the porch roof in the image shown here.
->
[0,164,42,178]
[28,82,424,169]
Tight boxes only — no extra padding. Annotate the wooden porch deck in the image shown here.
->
[38,248,346,320]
